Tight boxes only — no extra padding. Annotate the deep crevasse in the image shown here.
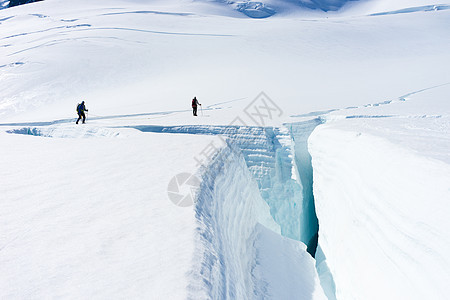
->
[289,119,337,300]
[130,124,327,299]
[189,144,325,299]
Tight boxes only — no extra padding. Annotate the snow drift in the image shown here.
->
[309,85,450,299]
[310,127,450,299]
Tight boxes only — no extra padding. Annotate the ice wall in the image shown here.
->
[230,126,304,242]
[189,144,326,299]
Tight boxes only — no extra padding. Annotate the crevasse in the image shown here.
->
[289,119,337,300]
[188,140,325,299]
[130,124,332,298]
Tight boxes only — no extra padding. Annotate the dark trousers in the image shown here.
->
[193,106,197,116]
[76,112,86,124]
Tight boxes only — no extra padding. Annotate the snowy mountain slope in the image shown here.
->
[1,0,449,125]
[323,83,450,163]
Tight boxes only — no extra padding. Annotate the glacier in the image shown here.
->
[1,0,450,298]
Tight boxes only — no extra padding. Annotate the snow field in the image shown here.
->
[309,86,450,300]
[0,130,215,298]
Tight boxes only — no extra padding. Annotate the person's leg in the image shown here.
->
[76,114,81,124]
[82,112,86,123]
[193,107,197,116]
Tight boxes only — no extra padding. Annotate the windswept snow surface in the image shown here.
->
[1,0,450,299]
[0,129,215,298]
[1,0,449,125]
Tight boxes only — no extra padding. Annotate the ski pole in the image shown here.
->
[201,105,203,116]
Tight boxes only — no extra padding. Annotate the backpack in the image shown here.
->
[76,103,82,112]
[192,99,196,107]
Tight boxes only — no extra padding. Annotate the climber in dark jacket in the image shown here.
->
[76,101,88,124]
[192,97,201,116]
